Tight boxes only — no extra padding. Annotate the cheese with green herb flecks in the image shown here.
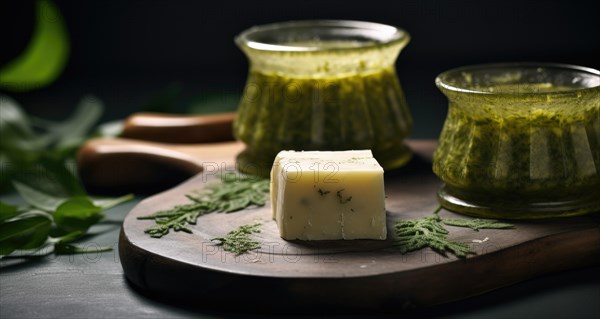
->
[270,150,386,240]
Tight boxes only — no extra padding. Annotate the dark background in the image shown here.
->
[1,0,599,138]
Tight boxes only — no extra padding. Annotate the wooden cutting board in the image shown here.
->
[118,140,600,311]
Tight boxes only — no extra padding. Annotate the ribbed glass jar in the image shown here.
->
[434,63,600,218]
[234,20,412,177]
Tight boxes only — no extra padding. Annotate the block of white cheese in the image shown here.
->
[270,150,387,240]
[270,150,373,219]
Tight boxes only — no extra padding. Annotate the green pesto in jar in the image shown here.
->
[234,67,412,176]
[234,21,412,177]
[433,82,600,218]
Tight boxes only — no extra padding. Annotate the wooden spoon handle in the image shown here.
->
[77,138,244,194]
[121,112,236,143]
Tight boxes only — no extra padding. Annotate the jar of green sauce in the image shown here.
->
[434,63,600,219]
[234,20,413,176]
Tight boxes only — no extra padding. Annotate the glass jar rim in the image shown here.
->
[435,62,600,95]
[235,20,409,52]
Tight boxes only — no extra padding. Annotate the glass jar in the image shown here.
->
[434,63,600,219]
[234,20,412,177]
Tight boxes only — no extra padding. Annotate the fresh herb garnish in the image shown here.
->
[138,174,269,238]
[211,223,261,255]
[394,207,514,258]
[394,215,473,257]
[0,95,133,257]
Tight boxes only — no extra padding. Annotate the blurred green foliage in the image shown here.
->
[0,0,69,92]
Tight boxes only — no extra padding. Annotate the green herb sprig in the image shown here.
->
[211,223,261,255]
[138,175,269,238]
[394,215,473,257]
[394,207,514,258]
[0,95,133,257]
[441,217,514,231]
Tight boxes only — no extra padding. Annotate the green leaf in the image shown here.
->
[29,95,103,154]
[55,230,84,244]
[94,119,124,138]
[53,197,104,233]
[0,95,43,165]
[0,94,131,258]
[0,0,70,92]
[54,243,112,255]
[90,193,134,210]
[0,95,36,140]
[36,158,86,196]
[0,95,99,195]
[53,95,103,151]
[13,181,66,212]
[8,164,81,201]
[0,201,22,222]
[12,180,66,212]
[0,213,51,255]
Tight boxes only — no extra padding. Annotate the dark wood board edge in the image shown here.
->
[119,224,600,312]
